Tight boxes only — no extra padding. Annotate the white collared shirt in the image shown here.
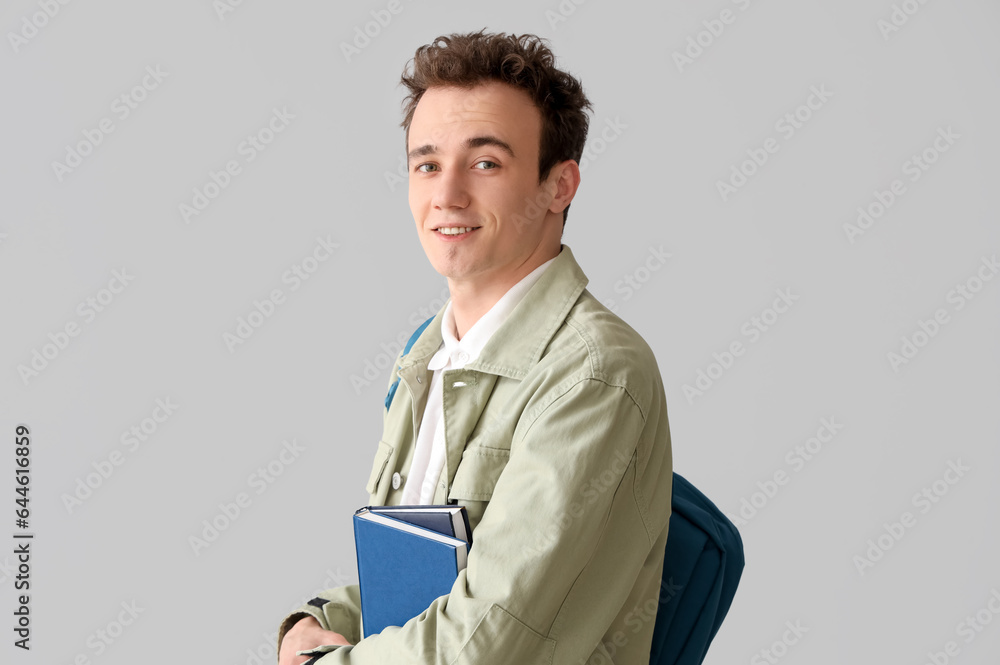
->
[400,257,557,504]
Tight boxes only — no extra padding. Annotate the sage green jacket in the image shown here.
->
[278,245,673,664]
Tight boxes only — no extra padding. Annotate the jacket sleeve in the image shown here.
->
[277,583,363,651]
[300,376,669,664]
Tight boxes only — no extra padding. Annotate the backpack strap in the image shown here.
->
[384,315,435,411]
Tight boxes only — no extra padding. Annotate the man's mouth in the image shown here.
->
[434,226,479,236]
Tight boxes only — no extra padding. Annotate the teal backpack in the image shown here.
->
[650,473,744,664]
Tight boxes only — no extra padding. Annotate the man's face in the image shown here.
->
[407,81,563,292]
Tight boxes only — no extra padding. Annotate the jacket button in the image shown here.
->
[391,472,402,489]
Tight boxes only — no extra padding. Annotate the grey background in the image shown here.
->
[2,0,999,663]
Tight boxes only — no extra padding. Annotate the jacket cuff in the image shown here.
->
[277,584,362,654]
[277,609,325,656]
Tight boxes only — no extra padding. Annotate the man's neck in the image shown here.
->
[448,245,561,340]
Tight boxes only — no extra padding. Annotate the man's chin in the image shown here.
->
[423,246,473,275]
[427,258,482,284]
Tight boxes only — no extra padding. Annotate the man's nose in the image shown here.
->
[432,169,470,210]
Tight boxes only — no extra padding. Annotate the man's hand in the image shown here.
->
[278,615,352,665]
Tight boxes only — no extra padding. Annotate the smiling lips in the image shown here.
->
[435,226,479,236]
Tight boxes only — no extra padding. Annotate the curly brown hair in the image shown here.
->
[399,29,593,224]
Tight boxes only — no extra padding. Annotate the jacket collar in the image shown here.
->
[399,244,589,380]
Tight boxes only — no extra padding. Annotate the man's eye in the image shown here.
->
[415,163,437,173]
[474,160,498,170]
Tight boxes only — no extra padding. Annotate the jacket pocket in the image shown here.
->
[448,447,509,532]
[365,440,394,495]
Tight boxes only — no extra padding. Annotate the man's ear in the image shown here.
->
[547,159,581,215]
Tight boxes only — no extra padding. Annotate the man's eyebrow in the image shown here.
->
[407,135,516,163]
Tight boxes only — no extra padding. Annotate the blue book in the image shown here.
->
[353,505,471,638]
[365,505,473,547]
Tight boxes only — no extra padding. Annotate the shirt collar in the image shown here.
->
[428,255,556,371]
[401,245,590,379]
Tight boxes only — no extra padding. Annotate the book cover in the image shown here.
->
[353,506,470,638]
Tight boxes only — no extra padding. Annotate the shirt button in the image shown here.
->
[392,472,402,489]
[458,351,470,363]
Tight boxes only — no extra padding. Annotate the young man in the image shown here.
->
[278,30,673,665]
